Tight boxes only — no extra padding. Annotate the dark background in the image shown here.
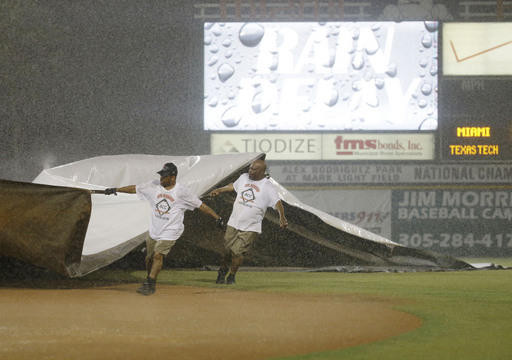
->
[1,0,510,182]
[1,0,204,181]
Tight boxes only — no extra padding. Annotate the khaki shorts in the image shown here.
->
[146,235,176,257]
[224,226,258,256]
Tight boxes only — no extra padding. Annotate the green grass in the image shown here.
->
[86,267,512,360]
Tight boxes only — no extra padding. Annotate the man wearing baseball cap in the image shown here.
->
[103,162,225,295]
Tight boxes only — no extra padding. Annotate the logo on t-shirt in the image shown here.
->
[156,199,171,215]
[241,188,255,203]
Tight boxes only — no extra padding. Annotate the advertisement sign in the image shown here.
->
[322,133,434,160]
[392,189,512,256]
[212,133,434,161]
[211,133,322,160]
[286,187,512,257]
[270,163,512,185]
[443,23,512,76]
[293,189,392,238]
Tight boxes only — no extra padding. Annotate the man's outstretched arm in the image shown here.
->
[275,200,288,229]
[208,183,234,197]
[198,203,225,229]
[101,185,137,195]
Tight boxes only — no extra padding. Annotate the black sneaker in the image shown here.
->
[137,277,156,295]
[216,269,227,284]
[226,273,236,285]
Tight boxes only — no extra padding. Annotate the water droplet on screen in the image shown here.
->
[225,49,233,59]
[366,95,379,108]
[424,21,438,32]
[386,63,397,77]
[342,92,350,101]
[207,56,218,66]
[218,63,234,82]
[365,46,379,56]
[352,80,362,91]
[419,70,426,77]
[251,92,270,114]
[418,99,427,108]
[221,107,241,127]
[208,97,218,107]
[351,53,364,70]
[419,57,428,68]
[371,24,380,31]
[418,117,437,130]
[430,64,438,76]
[375,78,385,89]
[222,38,232,47]
[239,23,265,47]
[269,73,278,83]
[352,28,360,40]
[269,54,279,71]
[212,28,222,37]
[324,89,339,107]
[421,83,432,95]
[209,45,219,54]
[204,23,214,30]
[324,52,336,68]
[204,35,212,46]
[422,33,433,48]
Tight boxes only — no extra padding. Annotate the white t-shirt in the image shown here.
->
[227,173,280,233]
[136,180,202,241]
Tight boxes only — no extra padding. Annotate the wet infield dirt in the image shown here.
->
[0,283,421,360]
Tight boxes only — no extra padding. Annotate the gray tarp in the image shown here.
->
[0,153,471,277]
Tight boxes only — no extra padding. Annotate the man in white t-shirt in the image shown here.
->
[104,162,224,295]
[209,159,288,284]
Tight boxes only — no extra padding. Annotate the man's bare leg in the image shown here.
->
[137,253,163,295]
[226,255,243,284]
[145,256,153,277]
[216,252,231,284]
[149,253,164,280]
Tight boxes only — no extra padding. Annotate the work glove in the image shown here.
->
[104,188,117,196]
[215,217,226,230]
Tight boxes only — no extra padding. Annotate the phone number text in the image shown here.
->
[398,233,512,248]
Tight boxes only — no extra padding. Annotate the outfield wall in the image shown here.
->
[270,163,512,257]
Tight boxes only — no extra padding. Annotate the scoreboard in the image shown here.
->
[439,79,512,161]
[204,21,512,162]
[440,22,512,161]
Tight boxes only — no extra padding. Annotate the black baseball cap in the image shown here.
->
[157,162,178,177]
